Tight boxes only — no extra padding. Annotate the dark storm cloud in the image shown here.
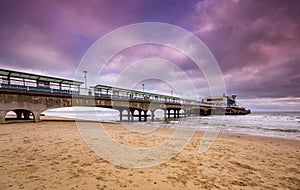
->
[193,0,300,99]
[0,0,86,77]
[0,0,199,77]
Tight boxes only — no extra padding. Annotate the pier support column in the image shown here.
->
[127,110,130,121]
[150,110,155,121]
[143,110,147,121]
[200,109,204,116]
[0,111,7,124]
[15,110,22,119]
[183,109,187,117]
[138,110,142,121]
[191,109,195,116]
[187,110,191,117]
[130,109,134,122]
[32,111,41,122]
[23,110,30,120]
[167,109,170,119]
[119,109,123,122]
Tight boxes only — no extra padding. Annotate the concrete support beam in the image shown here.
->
[143,110,147,121]
[127,110,130,121]
[182,109,186,117]
[0,111,7,124]
[32,111,41,122]
[15,110,22,119]
[176,109,180,118]
[150,110,155,121]
[23,110,30,119]
[119,109,123,122]
[138,110,142,121]
[130,109,134,122]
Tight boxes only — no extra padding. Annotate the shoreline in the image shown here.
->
[7,112,300,139]
[16,115,300,141]
[0,119,299,189]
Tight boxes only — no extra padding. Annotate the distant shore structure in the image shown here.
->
[202,94,250,115]
[0,68,250,123]
[202,94,237,106]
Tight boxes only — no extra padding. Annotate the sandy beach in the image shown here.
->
[0,118,299,190]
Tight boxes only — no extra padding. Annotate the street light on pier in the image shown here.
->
[83,71,87,89]
[171,90,173,96]
[142,83,144,93]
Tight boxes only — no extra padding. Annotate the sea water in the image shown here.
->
[185,112,300,140]
[43,108,300,141]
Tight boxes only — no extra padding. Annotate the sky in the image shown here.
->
[0,0,299,111]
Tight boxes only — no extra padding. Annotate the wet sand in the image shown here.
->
[0,119,299,189]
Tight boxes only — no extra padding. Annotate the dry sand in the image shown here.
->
[0,118,299,190]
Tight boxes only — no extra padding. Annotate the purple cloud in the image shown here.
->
[193,0,300,100]
[0,0,299,110]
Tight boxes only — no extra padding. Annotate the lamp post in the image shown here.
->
[142,83,144,92]
[83,71,87,89]
[171,90,173,96]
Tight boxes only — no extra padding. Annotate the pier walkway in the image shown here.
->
[0,69,223,123]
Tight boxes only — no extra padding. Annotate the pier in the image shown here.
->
[0,69,249,123]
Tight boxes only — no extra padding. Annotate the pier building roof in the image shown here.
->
[0,68,83,86]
